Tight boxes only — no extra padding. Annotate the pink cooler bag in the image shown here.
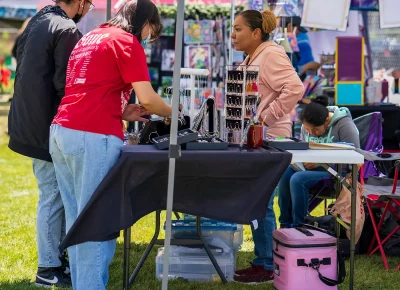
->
[273,226,345,290]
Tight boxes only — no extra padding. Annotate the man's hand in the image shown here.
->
[122,104,152,122]
[303,162,319,170]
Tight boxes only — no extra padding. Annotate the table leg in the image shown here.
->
[196,216,228,283]
[123,227,131,290]
[336,165,342,249]
[349,165,358,290]
[129,210,161,285]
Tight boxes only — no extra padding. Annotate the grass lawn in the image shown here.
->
[0,101,399,290]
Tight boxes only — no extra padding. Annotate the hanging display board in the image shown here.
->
[379,0,400,28]
[301,0,351,31]
[273,0,301,17]
[335,36,365,106]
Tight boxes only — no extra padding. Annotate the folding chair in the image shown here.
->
[361,159,400,270]
[308,112,383,214]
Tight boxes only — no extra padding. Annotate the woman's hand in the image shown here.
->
[303,162,319,170]
[122,104,152,122]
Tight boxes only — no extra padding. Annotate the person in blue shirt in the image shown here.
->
[283,16,315,73]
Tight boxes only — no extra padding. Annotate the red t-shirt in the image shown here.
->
[53,25,150,140]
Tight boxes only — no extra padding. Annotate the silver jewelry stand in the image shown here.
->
[162,1,185,289]
[224,65,260,145]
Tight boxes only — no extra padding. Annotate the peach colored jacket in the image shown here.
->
[243,42,304,137]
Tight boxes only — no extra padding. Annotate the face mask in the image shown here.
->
[72,2,84,23]
[141,27,151,48]
[72,13,82,23]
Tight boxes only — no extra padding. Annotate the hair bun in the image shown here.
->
[261,10,277,34]
[312,95,329,107]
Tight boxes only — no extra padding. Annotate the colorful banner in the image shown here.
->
[350,0,379,10]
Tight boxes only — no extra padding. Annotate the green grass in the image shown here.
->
[0,102,399,289]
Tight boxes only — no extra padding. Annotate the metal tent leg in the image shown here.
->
[128,210,161,285]
[196,216,228,283]
[123,227,131,290]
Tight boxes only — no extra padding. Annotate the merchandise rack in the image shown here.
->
[224,65,260,145]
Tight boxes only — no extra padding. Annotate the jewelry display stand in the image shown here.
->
[224,65,260,145]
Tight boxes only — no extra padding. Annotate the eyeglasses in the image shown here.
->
[87,0,95,11]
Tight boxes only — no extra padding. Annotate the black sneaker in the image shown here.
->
[59,251,70,277]
[35,267,72,288]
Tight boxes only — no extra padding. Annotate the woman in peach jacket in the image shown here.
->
[231,9,304,284]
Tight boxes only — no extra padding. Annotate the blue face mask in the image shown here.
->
[141,33,151,48]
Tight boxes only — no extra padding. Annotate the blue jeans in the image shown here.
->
[251,193,276,270]
[32,158,65,268]
[278,167,330,228]
[50,124,123,290]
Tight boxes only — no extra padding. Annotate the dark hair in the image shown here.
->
[104,0,162,42]
[300,95,329,126]
[53,0,75,4]
[239,10,277,42]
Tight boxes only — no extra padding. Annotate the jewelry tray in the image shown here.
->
[186,138,228,150]
[263,138,309,150]
[152,129,198,150]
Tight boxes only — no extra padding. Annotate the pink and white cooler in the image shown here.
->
[273,226,345,290]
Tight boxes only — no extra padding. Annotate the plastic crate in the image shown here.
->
[166,220,244,250]
[182,213,210,220]
[156,246,235,282]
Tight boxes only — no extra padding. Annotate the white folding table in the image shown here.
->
[287,149,365,290]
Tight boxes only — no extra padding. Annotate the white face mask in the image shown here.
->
[141,27,151,48]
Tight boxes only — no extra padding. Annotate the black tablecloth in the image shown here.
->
[60,146,292,251]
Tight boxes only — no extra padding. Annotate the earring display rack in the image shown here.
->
[224,65,260,145]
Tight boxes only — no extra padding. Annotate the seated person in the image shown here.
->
[278,95,360,228]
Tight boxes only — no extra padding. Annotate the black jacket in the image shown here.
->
[8,6,82,162]
[11,35,21,60]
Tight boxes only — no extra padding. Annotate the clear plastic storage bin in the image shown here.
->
[156,246,235,281]
[167,220,244,250]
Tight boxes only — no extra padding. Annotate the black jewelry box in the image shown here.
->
[263,138,309,150]
[139,116,190,145]
[186,138,228,150]
[152,129,198,150]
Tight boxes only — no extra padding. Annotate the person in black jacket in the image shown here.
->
[11,18,31,61]
[7,0,92,288]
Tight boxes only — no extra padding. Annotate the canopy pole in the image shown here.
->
[106,0,112,20]
[228,0,235,65]
[161,0,185,289]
